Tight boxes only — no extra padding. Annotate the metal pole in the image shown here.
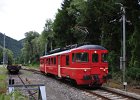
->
[45,42,48,55]
[122,6,127,91]
[45,43,46,55]
[115,3,127,91]
[3,33,5,67]
[51,40,52,51]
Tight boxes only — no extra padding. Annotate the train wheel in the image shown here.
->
[70,79,77,86]
[55,75,62,80]
[72,80,77,86]
[91,84,102,89]
[41,71,45,73]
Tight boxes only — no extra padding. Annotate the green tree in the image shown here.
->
[41,19,55,53]
[0,46,14,65]
[21,31,40,64]
[6,49,14,65]
[124,0,140,68]
[0,46,3,64]
[68,0,121,69]
[53,0,77,47]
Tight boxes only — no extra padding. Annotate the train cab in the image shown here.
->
[70,45,108,86]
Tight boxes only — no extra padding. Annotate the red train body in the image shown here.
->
[40,44,108,87]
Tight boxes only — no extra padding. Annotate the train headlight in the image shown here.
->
[84,69,87,72]
[94,51,97,53]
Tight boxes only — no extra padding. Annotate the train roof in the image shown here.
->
[40,44,107,58]
[72,45,106,50]
[41,49,70,58]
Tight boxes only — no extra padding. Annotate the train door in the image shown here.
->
[40,58,45,72]
[58,55,61,77]
[90,50,101,74]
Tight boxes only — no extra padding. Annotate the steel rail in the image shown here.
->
[8,73,36,100]
[78,88,109,100]
[101,87,140,100]
[17,75,36,100]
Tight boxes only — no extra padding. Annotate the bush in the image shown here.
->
[127,67,140,81]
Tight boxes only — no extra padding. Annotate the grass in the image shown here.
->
[0,91,27,100]
[0,67,10,99]
[27,63,39,69]
[0,67,7,94]
[0,66,27,99]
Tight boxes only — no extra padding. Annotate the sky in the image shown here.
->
[0,0,63,40]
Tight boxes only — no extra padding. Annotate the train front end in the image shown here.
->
[73,45,108,87]
[89,49,108,86]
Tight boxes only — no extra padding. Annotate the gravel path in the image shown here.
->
[33,71,98,100]
[8,69,99,100]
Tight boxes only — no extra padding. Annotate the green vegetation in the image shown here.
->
[0,46,14,65]
[0,67,7,94]
[0,67,27,99]
[28,63,40,69]
[0,32,23,58]
[0,67,9,99]
[0,91,27,100]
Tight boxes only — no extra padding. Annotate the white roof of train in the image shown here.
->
[40,45,107,58]
[40,49,71,58]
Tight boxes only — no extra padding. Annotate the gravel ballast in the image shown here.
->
[8,69,98,100]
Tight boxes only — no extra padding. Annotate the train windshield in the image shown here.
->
[102,53,108,62]
[72,52,89,62]
[92,53,98,62]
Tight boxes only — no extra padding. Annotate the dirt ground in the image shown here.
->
[104,79,140,95]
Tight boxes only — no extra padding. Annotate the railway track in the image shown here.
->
[80,88,131,100]
[8,71,37,99]
[22,67,140,100]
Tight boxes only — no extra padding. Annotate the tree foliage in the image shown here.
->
[42,19,55,52]
[0,46,14,65]
[53,0,77,47]
[20,31,40,64]
[20,19,55,64]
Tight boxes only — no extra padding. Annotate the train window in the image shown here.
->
[48,58,50,65]
[73,53,88,62]
[72,53,75,62]
[66,55,69,65]
[54,57,56,64]
[46,59,48,64]
[102,53,108,62]
[51,58,53,65]
[92,54,98,62]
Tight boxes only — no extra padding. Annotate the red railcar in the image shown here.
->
[40,44,108,87]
